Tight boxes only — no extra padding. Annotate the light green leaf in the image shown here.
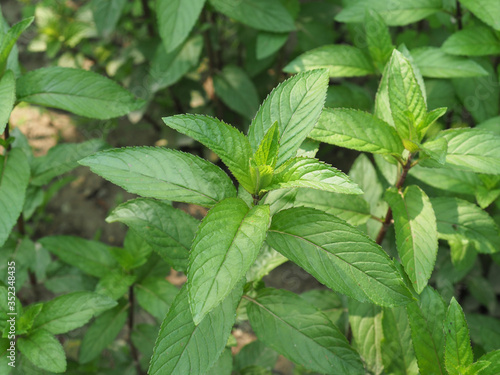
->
[16,67,143,119]
[148,283,242,375]
[310,108,404,155]
[442,26,500,56]
[94,271,136,300]
[18,329,66,373]
[266,207,413,306]
[0,70,15,134]
[296,138,320,158]
[335,0,441,26]
[385,186,438,293]
[156,0,205,53]
[111,230,152,271]
[418,107,447,140]
[411,47,489,78]
[150,35,204,92]
[32,291,117,334]
[419,137,448,167]
[135,277,179,321]
[90,0,127,37]
[444,298,474,374]
[382,306,419,375]
[31,139,106,186]
[434,128,500,175]
[431,197,500,254]
[256,31,288,60]
[283,45,375,77]
[0,17,33,74]
[208,0,295,32]
[40,236,118,278]
[458,0,500,31]
[246,243,287,282]
[248,69,329,167]
[387,49,427,141]
[188,198,269,324]
[476,350,500,374]
[79,302,128,363]
[406,286,447,375]
[247,288,363,374]
[106,198,199,271]
[214,65,260,119]
[80,147,236,207]
[163,114,254,191]
[365,9,394,70]
[348,300,384,375]
[265,157,362,194]
[253,121,279,168]
[0,148,30,247]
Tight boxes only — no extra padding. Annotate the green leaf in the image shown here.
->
[418,107,447,140]
[434,128,500,175]
[135,277,179,321]
[39,236,118,278]
[335,0,441,26]
[0,148,30,247]
[283,45,375,77]
[385,186,438,293]
[150,35,204,92]
[348,300,384,375]
[90,0,127,38]
[188,198,269,324]
[17,329,66,373]
[310,108,404,155]
[410,164,481,196]
[0,70,15,134]
[442,26,500,56]
[325,82,373,111]
[296,138,320,158]
[477,350,500,374]
[148,283,242,375]
[265,157,363,195]
[163,114,254,191]
[106,198,199,271]
[387,49,427,141]
[204,348,232,375]
[94,271,136,300]
[382,306,419,375]
[80,147,236,207]
[214,65,260,120]
[248,69,329,167]
[406,286,447,374]
[365,9,394,70]
[245,243,287,282]
[458,0,500,31]
[234,341,278,371]
[266,207,413,306]
[411,47,488,78]
[431,197,500,254]
[156,0,205,53]
[0,17,33,75]
[467,314,500,352]
[32,291,117,334]
[31,139,106,186]
[253,121,279,168]
[79,302,128,364]
[208,0,295,32]
[16,67,143,119]
[111,230,152,271]
[246,288,364,374]
[256,31,288,60]
[444,298,474,374]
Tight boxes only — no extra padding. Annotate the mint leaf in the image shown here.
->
[385,186,438,293]
[253,121,279,168]
[90,0,127,38]
[442,26,500,56]
[188,198,269,324]
[256,31,288,60]
[247,288,364,374]
[445,298,474,374]
[135,277,179,321]
[267,207,413,306]
[0,148,30,247]
[457,0,500,31]
[0,17,33,74]
[0,69,15,134]
[107,198,199,271]
[156,0,205,53]
[265,157,363,195]
[16,67,143,119]
[310,108,404,155]
[148,283,242,375]
[163,114,254,191]
[283,45,375,77]
[80,147,236,207]
[248,69,329,167]
[365,9,394,70]
[18,329,66,373]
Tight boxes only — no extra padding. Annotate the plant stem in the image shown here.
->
[456,1,463,30]
[128,286,143,374]
[375,157,413,245]
[4,122,11,151]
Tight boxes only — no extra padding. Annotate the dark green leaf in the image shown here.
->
[135,277,179,321]
[0,70,15,134]
[90,0,127,37]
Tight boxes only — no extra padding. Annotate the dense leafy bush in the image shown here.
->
[1,1,500,374]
